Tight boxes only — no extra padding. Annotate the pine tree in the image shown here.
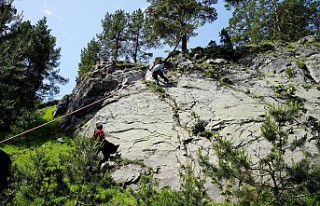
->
[226,0,317,46]
[78,38,100,78]
[270,0,311,41]
[24,18,68,99]
[146,0,218,53]
[2,137,117,205]
[0,0,19,38]
[98,10,128,61]
[127,9,151,63]
[226,0,269,46]
[308,1,320,37]
[0,2,67,130]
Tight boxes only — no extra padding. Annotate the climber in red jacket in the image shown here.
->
[93,122,119,167]
[93,122,106,141]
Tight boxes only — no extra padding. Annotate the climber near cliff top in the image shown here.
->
[93,122,119,167]
[150,58,171,85]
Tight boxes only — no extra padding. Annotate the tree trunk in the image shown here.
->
[271,0,281,37]
[134,33,139,63]
[182,35,188,53]
[164,38,181,62]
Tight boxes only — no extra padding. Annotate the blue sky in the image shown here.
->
[13,0,232,98]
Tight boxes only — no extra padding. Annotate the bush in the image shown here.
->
[234,41,275,59]
[190,45,235,60]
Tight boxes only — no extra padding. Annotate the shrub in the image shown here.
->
[285,67,297,79]
[234,41,275,58]
[294,59,307,69]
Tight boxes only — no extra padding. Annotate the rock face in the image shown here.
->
[55,62,148,131]
[56,37,320,200]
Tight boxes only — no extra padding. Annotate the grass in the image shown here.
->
[120,157,146,167]
[38,105,56,121]
[114,61,148,71]
[292,58,306,69]
[257,70,274,78]
[0,105,73,169]
[145,81,167,99]
[302,83,320,91]
[285,67,297,79]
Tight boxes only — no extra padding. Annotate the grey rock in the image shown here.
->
[53,95,70,117]
[60,38,320,202]
[111,164,143,185]
[58,66,147,130]
[206,58,228,64]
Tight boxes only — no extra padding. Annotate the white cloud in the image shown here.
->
[43,7,53,16]
[43,6,64,21]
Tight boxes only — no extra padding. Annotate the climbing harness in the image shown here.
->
[0,94,113,144]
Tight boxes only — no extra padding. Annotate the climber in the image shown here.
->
[93,122,119,167]
[0,149,12,193]
[150,58,170,85]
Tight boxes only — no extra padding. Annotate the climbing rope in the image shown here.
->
[0,94,113,144]
[1,61,179,144]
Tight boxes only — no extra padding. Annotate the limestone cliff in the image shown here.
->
[55,36,320,200]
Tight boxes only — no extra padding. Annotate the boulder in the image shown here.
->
[111,164,143,187]
[206,58,228,64]
[53,94,70,117]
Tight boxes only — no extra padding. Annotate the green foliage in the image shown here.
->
[1,136,119,205]
[302,83,320,91]
[9,147,69,205]
[199,84,320,205]
[219,77,234,86]
[285,67,297,79]
[189,111,208,136]
[294,58,307,69]
[226,0,270,46]
[127,8,144,63]
[97,9,157,63]
[235,41,275,58]
[113,60,148,71]
[0,0,19,32]
[179,162,209,206]
[146,0,218,53]
[226,0,318,46]
[119,157,145,167]
[273,84,297,99]
[129,162,210,206]
[199,130,216,139]
[39,105,56,121]
[271,0,311,41]
[199,63,225,80]
[145,81,167,98]
[97,9,153,63]
[127,8,154,63]
[204,67,219,78]
[309,1,320,36]
[98,9,128,61]
[0,5,68,129]
[60,136,116,205]
[130,172,162,206]
[78,38,101,79]
[190,28,235,60]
